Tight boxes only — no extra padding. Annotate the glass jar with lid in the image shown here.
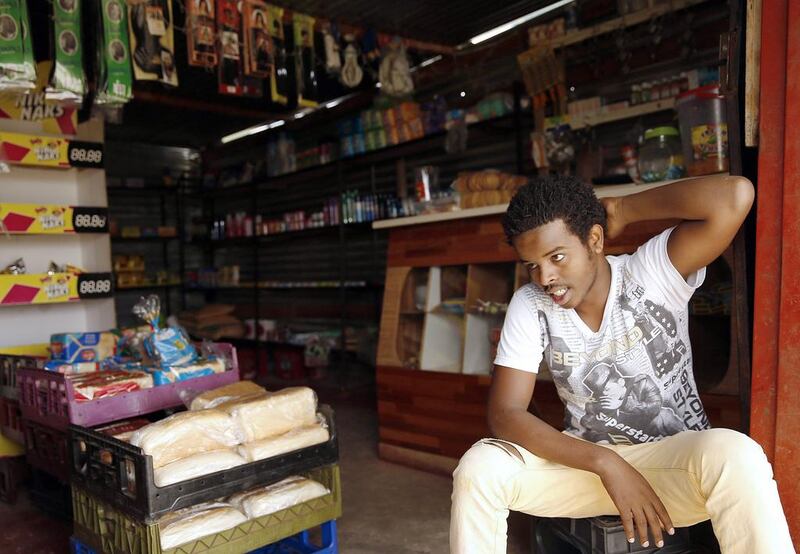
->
[637,126,686,183]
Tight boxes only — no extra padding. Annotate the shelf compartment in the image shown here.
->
[462,313,504,375]
[419,312,464,373]
[466,263,515,314]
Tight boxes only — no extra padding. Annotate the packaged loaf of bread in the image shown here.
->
[237,421,330,462]
[228,476,329,519]
[220,386,318,442]
[130,409,242,468]
[189,380,267,411]
[154,448,246,487]
[158,502,248,550]
[149,358,227,386]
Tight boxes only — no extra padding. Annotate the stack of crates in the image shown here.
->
[69,404,341,553]
[15,342,241,519]
[0,348,46,504]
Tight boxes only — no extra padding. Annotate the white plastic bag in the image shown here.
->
[228,476,329,519]
[159,502,247,550]
[237,420,329,462]
[154,449,247,487]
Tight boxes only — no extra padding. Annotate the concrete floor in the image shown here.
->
[0,392,530,553]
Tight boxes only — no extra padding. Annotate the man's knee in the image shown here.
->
[453,439,524,499]
[695,428,771,478]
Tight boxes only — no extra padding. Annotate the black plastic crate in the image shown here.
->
[23,418,70,482]
[69,404,339,523]
[534,516,720,554]
[29,468,72,521]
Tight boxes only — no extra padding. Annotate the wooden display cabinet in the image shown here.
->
[375,205,745,474]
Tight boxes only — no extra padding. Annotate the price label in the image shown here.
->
[68,141,104,168]
[71,207,109,233]
[77,273,114,299]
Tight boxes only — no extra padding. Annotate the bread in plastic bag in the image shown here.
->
[220,386,318,442]
[227,476,330,519]
[158,502,248,550]
[154,448,247,487]
[237,420,330,462]
[130,409,242,468]
[189,380,267,410]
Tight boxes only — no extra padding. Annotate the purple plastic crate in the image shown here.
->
[17,343,239,431]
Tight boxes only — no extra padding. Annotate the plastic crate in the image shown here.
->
[0,396,24,444]
[17,343,240,431]
[72,464,342,554]
[29,467,72,521]
[70,405,339,523]
[536,516,718,554]
[71,536,98,554]
[0,353,46,399]
[251,520,337,554]
[0,454,28,503]
[24,418,70,482]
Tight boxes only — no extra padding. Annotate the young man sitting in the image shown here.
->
[450,174,793,554]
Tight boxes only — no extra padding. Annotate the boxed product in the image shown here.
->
[70,370,153,402]
[148,358,227,386]
[50,332,118,363]
[43,360,99,374]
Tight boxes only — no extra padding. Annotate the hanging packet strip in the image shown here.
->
[18,0,34,85]
[49,0,86,102]
[293,14,317,108]
[127,0,177,86]
[187,0,217,67]
[216,0,242,95]
[0,0,35,91]
[97,0,133,104]
[243,0,271,78]
[266,4,288,105]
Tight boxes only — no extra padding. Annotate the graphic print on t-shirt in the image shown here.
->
[533,264,708,444]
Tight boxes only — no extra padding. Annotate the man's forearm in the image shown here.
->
[618,175,753,227]
[489,407,618,475]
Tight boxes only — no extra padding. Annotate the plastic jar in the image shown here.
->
[675,84,729,176]
[637,127,686,183]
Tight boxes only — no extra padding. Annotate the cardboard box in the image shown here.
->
[50,332,118,364]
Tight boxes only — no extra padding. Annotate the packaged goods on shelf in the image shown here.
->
[238,421,330,463]
[155,449,247,487]
[190,380,267,410]
[179,304,245,340]
[221,386,319,442]
[228,475,330,519]
[95,418,150,442]
[158,502,249,550]
[130,408,243,468]
[135,295,198,366]
[43,361,99,374]
[50,331,118,363]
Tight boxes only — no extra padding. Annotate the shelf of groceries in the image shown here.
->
[0,293,342,553]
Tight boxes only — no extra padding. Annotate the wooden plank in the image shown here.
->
[378,443,458,476]
[568,98,676,131]
[545,0,710,49]
[745,0,763,146]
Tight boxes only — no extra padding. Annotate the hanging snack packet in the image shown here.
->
[186,0,217,67]
[96,0,133,104]
[266,4,288,105]
[216,0,242,95]
[0,0,36,91]
[293,14,317,108]
[47,0,86,102]
[133,294,197,366]
[243,0,271,78]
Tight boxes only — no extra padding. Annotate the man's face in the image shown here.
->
[512,219,603,310]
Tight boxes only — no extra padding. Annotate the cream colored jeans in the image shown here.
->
[450,428,794,553]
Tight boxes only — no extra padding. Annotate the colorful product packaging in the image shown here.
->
[50,332,118,363]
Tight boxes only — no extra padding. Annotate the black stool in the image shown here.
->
[531,516,721,554]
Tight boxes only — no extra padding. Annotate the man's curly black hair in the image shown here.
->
[502,175,607,245]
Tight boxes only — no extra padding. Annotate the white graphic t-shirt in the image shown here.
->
[494,227,710,445]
